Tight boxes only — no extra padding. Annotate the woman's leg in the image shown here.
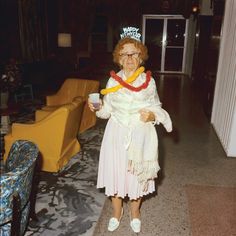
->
[130,198,142,233]
[130,198,142,219]
[111,195,123,219]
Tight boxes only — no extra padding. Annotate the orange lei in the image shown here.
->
[100,67,150,95]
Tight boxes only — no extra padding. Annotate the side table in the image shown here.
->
[0,104,19,160]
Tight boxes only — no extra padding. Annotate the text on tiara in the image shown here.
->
[120,27,141,41]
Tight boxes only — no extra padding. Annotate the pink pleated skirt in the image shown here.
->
[97,118,156,200]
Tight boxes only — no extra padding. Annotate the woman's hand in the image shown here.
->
[139,109,155,123]
[88,98,102,112]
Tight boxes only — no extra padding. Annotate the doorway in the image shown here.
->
[142,15,189,73]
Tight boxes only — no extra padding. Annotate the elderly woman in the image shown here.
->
[88,35,172,233]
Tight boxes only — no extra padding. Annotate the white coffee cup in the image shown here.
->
[89,93,100,109]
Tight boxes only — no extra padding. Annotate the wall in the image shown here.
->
[211,0,236,157]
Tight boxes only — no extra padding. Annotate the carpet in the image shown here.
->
[24,120,107,236]
[185,184,236,236]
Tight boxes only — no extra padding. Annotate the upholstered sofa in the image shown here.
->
[41,78,100,133]
[0,140,39,236]
[4,99,84,172]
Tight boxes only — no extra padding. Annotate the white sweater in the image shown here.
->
[96,70,172,132]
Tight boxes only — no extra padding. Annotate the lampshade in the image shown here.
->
[58,33,72,47]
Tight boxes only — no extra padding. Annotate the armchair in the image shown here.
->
[4,99,84,172]
[0,140,39,236]
[42,78,100,133]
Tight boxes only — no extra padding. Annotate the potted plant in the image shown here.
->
[0,59,21,108]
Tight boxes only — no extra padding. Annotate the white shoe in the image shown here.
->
[107,208,123,232]
[130,218,141,233]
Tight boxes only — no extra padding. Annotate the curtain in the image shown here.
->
[18,0,48,62]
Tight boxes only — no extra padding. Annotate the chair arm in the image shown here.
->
[4,110,68,161]
[10,122,50,138]
[11,108,67,137]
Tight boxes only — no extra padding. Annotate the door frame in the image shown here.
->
[142,14,189,74]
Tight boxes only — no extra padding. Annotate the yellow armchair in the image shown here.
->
[42,78,100,133]
[4,100,85,172]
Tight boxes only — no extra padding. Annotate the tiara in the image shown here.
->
[120,27,141,41]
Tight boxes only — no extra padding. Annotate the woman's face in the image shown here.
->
[119,43,141,73]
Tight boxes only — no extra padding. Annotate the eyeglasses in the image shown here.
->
[119,52,140,59]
